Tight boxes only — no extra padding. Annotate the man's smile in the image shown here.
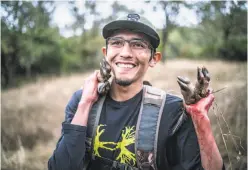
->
[115,62,136,69]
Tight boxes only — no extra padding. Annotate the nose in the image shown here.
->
[119,42,133,58]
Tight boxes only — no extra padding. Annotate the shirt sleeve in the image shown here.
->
[48,90,88,170]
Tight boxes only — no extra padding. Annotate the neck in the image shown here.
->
[109,80,143,101]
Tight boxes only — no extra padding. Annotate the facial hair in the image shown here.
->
[115,77,133,87]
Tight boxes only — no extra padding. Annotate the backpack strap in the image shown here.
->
[85,95,106,161]
[135,85,167,170]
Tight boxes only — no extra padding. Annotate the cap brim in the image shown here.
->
[103,20,160,48]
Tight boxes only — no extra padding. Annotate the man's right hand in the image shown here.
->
[79,70,100,105]
[71,70,100,126]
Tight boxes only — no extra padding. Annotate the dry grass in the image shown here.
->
[1,59,247,170]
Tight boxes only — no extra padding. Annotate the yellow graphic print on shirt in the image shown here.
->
[93,124,136,166]
[93,125,117,157]
[115,126,136,165]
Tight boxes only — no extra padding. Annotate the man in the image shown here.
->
[48,14,224,170]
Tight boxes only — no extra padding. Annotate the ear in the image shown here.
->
[149,52,162,67]
[102,47,107,57]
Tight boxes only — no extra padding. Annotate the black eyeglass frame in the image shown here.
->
[106,37,154,51]
[105,37,156,62]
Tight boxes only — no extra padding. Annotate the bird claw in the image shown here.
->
[98,58,111,95]
[100,58,111,81]
[177,67,211,105]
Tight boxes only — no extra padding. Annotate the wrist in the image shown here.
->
[192,116,211,132]
[71,100,93,126]
[191,111,211,128]
[79,95,98,106]
[78,99,94,109]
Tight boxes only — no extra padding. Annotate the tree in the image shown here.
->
[145,1,183,61]
[190,1,247,60]
[1,1,62,88]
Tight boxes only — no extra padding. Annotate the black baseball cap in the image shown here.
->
[102,14,160,49]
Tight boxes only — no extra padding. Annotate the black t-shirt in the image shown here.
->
[90,90,142,169]
[86,89,203,170]
[49,88,209,170]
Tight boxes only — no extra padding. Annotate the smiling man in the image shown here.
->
[48,14,224,170]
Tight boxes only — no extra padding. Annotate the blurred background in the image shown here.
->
[1,1,247,170]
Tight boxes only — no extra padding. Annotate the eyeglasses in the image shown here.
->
[107,37,153,52]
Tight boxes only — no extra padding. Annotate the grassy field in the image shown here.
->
[1,59,247,170]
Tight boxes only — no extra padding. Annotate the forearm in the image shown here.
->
[48,124,87,170]
[71,101,93,126]
[192,113,223,170]
[49,98,94,169]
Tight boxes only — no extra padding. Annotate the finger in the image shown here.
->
[177,76,191,84]
[85,71,98,88]
[177,80,190,91]
[184,104,194,116]
[202,67,210,81]
[96,70,103,82]
[92,84,99,101]
[204,93,215,111]
[92,70,99,83]
[197,67,204,84]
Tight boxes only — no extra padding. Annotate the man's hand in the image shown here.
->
[177,67,223,170]
[71,70,100,126]
[185,92,215,122]
[177,66,214,121]
[80,71,100,104]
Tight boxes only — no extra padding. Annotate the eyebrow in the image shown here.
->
[111,37,148,42]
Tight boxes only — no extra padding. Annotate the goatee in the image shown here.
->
[115,78,132,87]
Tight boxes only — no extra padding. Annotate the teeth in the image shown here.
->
[117,63,134,68]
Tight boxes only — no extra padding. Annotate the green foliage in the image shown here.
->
[191,1,247,60]
[1,1,247,89]
[220,35,247,61]
[163,1,247,61]
[1,1,62,88]
[165,28,202,59]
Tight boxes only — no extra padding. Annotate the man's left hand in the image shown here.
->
[184,91,215,122]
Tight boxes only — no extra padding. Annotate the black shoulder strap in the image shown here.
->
[135,85,167,170]
[85,95,106,160]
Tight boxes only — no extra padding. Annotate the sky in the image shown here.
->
[52,1,199,38]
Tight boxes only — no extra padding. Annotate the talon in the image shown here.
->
[197,67,204,84]
[101,58,111,73]
[178,66,212,105]
[202,67,210,82]
[100,58,111,81]
[104,60,111,73]
[100,62,107,77]
[177,80,190,91]
[98,82,105,94]
[98,58,112,95]
[177,76,191,84]
[97,81,110,95]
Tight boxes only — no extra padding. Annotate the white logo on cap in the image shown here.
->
[127,14,140,21]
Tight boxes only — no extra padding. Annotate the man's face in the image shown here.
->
[103,31,154,87]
